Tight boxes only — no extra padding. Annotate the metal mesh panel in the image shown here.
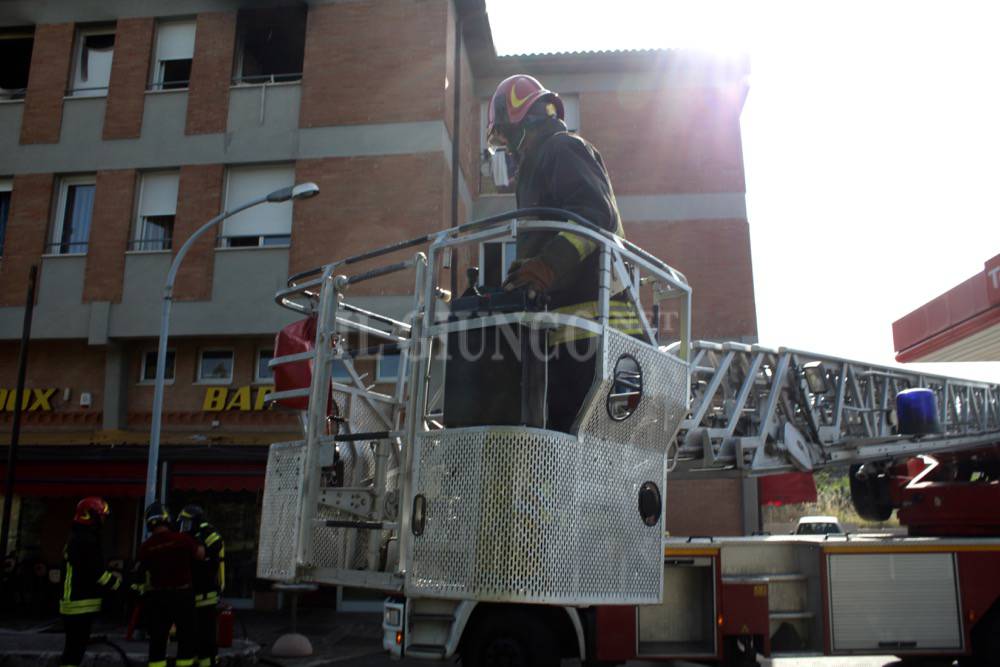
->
[407,334,688,605]
[257,442,307,581]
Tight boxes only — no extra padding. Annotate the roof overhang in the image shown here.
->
[893,253,1000,362]
[457,0,750,86]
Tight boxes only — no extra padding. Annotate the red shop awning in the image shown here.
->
[758,472,817,506]
[0,461,148,498]
[169,461,266,493]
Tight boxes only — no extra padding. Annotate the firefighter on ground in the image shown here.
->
[486,73,641,432]
[134,502,203,667]
[60,497,122,667]
[178,505,225,667]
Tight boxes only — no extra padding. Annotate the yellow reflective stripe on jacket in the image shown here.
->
[195,591,220,607]
[176,659,195,667]
[63,561,73,603]
[60,598,101,615]
[149,661,168,667]
[557,231,598,261]
[205,532,221,547]
[548,300,642,346]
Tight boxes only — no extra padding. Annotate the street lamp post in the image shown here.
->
[144,182,320,512]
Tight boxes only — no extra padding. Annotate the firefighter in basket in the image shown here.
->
[486,74,642,431]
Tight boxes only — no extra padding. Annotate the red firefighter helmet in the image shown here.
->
[73,497,110,526]
[486,74,564,150]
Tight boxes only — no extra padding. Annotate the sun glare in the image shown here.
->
[485,0,1000,381]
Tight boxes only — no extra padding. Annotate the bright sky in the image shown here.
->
[486,1,1000,382]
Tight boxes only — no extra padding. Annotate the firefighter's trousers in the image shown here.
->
[60,612,95,667]
[548,337,599,432]
[194,603,218,667]
[146,589,196,667]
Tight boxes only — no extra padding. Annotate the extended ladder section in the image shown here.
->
[256,209,693,606]
[673,341,1000,475]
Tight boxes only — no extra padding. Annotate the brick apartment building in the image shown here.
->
[0,0,755,606]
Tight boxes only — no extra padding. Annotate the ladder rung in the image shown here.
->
[334,430,393,442]
[407,644,447,657]
[325,519,384,530]
[269,350,316,366]
[410,613,455,623]
[723,573,806,584]
[770,611,815,620]
[265,388,310,401]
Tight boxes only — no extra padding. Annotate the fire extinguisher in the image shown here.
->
[217,604,235,648]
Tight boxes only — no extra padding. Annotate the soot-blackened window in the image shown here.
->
[234,6,307,84]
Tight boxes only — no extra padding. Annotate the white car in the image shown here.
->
[794,515,845,535]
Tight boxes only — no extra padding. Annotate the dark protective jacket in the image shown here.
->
[60,524,121,615]
[136,529,199,591]
[514,117,624,310]
[191,522,225,607]
[514,118,641,342]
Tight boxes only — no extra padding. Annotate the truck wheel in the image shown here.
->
[723,635,760,667]
[849,464,894,522]
[969,606,1000,666]
[461,611,560,667]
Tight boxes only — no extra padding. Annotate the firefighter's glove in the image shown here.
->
[503,257,555,295]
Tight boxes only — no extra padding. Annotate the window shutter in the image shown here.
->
[139,172,179,217]
[156,22,196,63]
[223,165,294,238]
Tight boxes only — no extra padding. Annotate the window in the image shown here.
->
[560,94,580,132]
[140,349,175,383]
[198,349,234,384]
[255,348,274,382]
[221,164,294,247]
[0,180,10,257]
[479,239,518,290]
[376,353,403,383]
[132,171,178,251]
[0,29,33,100]
[332,360,352,382]
[49,176,96,255]
[151,21,195,90]
[70,27,115,97]
[234,7,306,84]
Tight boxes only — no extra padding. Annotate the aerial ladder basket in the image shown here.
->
[256,209,692,606]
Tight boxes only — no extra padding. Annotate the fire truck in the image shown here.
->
[257,209,1000,666]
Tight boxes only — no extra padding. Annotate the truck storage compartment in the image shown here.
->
[637,556,716,657]
[827,552,962,652]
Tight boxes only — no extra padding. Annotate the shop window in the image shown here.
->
[48,176,96,255]
[255,348,274,382]
[0,29,33,100]
[198,349,234,384]
[376,353,403,383]
[131,171,178,251]
[70,27,115,97]
[233,6,306,85]
[151,20,195,90]
[479,239,517,290]
[141,349,175,383]
[221,164,293,247]
[0,180,10,257]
